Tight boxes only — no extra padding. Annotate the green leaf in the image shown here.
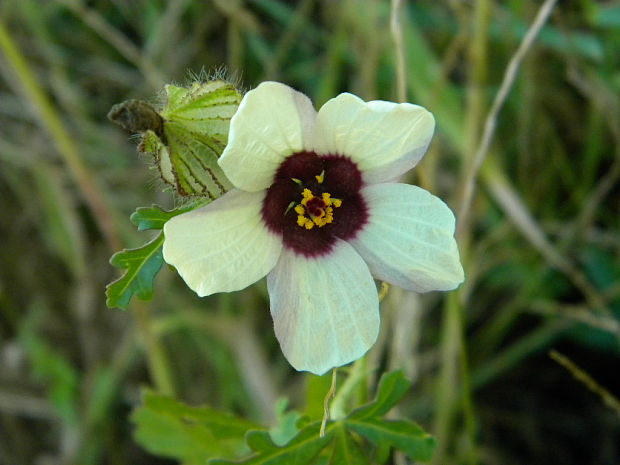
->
[590,4,620,29]
[210,423,333,465]
[107,201,209,309]
[105,232,164,309]
[20,308,80,427]
[342,370,436,462]
[132,390,261,465]
[329,424,369,465]
[130,202,208,231]
[345,419,436,463]
[269,399,303,446]
[204,371,435,465]
[348,370,410,420]
[130,205,180,231]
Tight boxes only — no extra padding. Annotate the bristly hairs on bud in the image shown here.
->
[108,67,245,205]
[187,65,246,95]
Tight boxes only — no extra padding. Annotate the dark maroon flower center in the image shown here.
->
[261,151,368,257]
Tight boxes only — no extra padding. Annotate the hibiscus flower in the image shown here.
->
[162,81,464,375]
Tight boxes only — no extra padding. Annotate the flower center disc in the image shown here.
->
[295,189,342,230]
[262,151,368,257]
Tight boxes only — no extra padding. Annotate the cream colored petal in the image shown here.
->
[313,94,434,183]
[350,183,464,293]
[219,81,317,192]
[267,240,379,375]
[163,189,282,296]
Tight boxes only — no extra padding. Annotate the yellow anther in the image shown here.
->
[301,188,313,206]
[294,188,343,229]
[297,215,315,229]
[315,171,325,184]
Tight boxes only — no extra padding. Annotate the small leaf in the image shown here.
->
[210,423,333,465]
[246,431,279,453]
[105,232,164,309]
[342,371,436,462]
[132,390,260,465]
[130,201,209,231]
[203,371,435,464]
[20,309,80,427]
[345,419,436,463]
[348,370,410,420]
[269,399,303,446]
[107,202,208,309]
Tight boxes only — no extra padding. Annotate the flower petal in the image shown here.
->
[267,240,379,375]
[313,94,434,183]
[350,183,464,293]
[163,189,282,296]
[219,82,316,192]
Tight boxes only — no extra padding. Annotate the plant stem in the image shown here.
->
[320,368,337,437]
[457,0,559,236]
[390,0,407,102]
[133,301,176,396]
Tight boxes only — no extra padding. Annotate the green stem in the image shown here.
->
[433,291,461,464]
[320,368,337,437]
[133,301,176,396]
[331,357,368,420]
[437,1,493,462]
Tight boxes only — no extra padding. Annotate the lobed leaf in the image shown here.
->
[205,371,435,464]
[107,202,209,309]
[132,390,261,465]
[348,370,411,420]
[345,418,436,463]
[130,202,209,231]
[342,370,436,462]
[269,399,303,446]
[105,232,164,310]
[210,423,333,465]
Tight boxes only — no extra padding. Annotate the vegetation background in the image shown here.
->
[1,0,619,464]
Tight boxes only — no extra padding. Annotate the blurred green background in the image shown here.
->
[1,0,619,464]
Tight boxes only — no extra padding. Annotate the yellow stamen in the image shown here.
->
[301,188,313,206]
[294,188,342,229]
[315,170,325,184]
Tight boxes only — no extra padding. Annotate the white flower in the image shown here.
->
[163,82,464,375]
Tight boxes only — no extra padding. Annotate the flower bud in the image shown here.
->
[109,79,242,198]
